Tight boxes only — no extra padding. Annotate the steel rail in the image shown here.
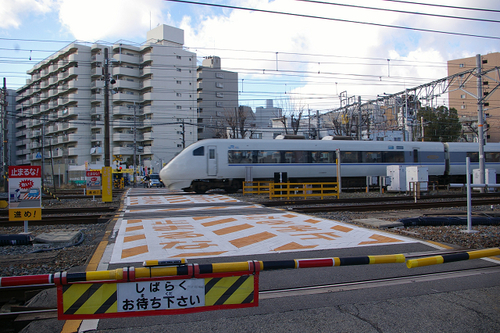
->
[290,198,500,213]
[261,192,500,207]
[260,265,500,299]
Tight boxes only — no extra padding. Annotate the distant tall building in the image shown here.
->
[254,99,282,129]
[196,56,238,139]
[448,52,500,142]
[15,24,197,183]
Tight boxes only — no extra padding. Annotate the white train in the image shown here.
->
[159,138,500,193]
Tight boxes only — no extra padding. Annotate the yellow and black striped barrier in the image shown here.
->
[43,186,61,201]
[406,248,500,268]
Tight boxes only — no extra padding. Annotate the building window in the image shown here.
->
[176,55,181,60]
[177,105,182,109]
[461,94,466,99]
[216,82,223,88]
[215,73,224,79]
[176,80,181,84]
[459,63,465,68]
[216,92,224,98]
[176,68,181,72]
[216,101,223,107]
[461,104,467,109]
[176,93,182,97]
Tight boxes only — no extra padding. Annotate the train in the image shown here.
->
[159,138,500,193]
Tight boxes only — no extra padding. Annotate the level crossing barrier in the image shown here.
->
[1,249,499,319]
[270,182,339,200]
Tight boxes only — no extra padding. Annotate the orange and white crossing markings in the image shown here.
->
[127,194,241,206]
[126,204,262,214]
[110,212,417,264]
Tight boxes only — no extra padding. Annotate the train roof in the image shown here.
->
[191,139,446,150]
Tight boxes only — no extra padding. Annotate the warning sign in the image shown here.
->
[58,272,258,320]
[8,166,42,221]
[86,170,101,196]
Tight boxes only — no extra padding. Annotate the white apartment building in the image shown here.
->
[16,25,197,183]
[197,56,238,139]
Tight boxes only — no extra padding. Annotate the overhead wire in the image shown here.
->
[164,0,500,40]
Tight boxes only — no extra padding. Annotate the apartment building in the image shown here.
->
[15,24,197,183]
[197,56,238,139]
[448,52,500,142]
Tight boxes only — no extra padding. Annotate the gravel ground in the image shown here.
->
[1,191,499,278]
[0,198,116,277]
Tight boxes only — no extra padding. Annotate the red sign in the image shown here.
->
[9,166,41,178]
[86,171,101,177]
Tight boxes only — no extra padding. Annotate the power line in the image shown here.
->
[295,0,500,24]
[164,0,500,40]
[380,0,500,13]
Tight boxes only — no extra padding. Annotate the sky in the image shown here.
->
[1,0,499,112]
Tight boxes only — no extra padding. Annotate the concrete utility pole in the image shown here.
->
[104,48,111,167]
[358,96,361,140]
[476,54,485,186]
[1,78,7,192]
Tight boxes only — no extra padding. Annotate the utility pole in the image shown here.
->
[476,54,485,187]
[181,119,185,148]
[1,78,7,192]
[358,96,361,140]
[133,102,137,187]
[104,48,111,167]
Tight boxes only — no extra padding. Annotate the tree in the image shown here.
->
[276,96,305,135]
[417,106,462,142]
[217,107,255,138]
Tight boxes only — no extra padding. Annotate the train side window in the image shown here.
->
[467,152,479,162]
[485,152,500,162]
[413,149,419,163]
[193,146,204,156]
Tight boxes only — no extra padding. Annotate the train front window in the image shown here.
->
[193,146,204,156]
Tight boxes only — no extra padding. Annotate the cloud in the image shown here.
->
[179,0,498,110]
[0,0,54,29]
[57,0,168,42]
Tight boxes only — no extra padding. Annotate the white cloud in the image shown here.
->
[0,0,54,29]
[179,0,498,110]
[57,0,168,42]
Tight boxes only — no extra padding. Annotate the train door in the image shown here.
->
[413,148,419,164]
[207,145,217,176]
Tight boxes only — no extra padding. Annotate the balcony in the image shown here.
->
[113,132,134,141]
[112,105,142,116]
[112,119,134,128]
[58,70,70,81]
[113,147,134,155]
[91,106,104,115]
[112,92,140,103]
[143,131,154,141]
[142,119,153,128]
[113,54,139,65]
[58,106,78,118]
[62,134,78,143]
[115,79,140,90]
[142,146,152,154]
[91,120,103,129]
[91,133,104,142]
[140,79,153,89]
[61,122,77,130]
[112,66,139,77]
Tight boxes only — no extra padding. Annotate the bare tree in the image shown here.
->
[275,96,305,135]
[217,107,255,138]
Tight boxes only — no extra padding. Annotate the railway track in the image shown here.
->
[260,192,500,207]
[288,197,500,213]
[260,265,500,299]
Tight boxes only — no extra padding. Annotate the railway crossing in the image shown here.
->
[107,189,418,265]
